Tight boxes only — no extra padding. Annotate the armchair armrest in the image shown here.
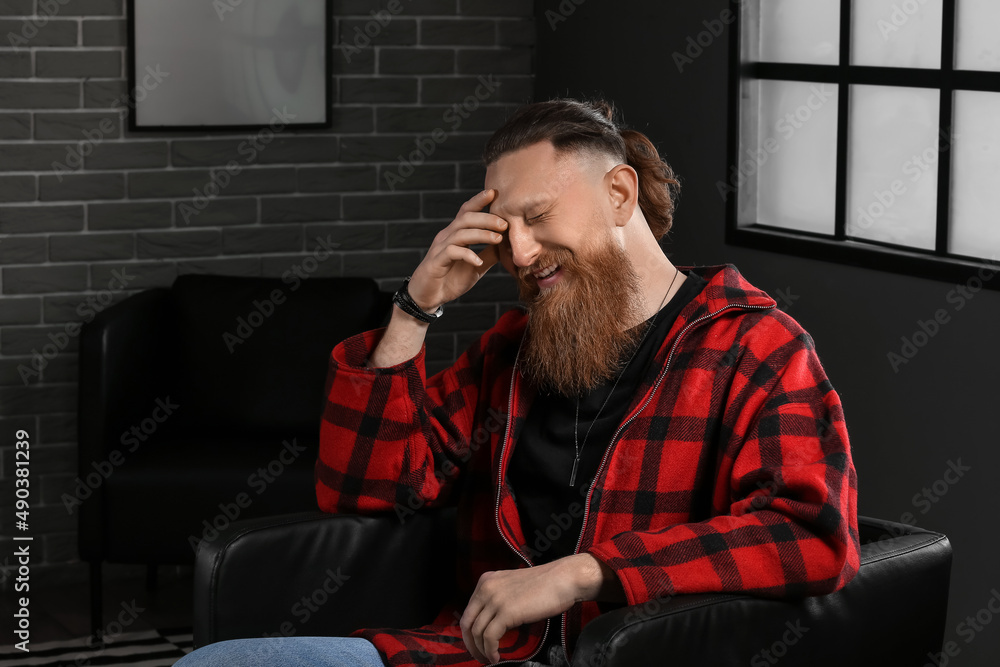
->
[78,287,175,455]
[192,508,458,649]
[572,517,952,667]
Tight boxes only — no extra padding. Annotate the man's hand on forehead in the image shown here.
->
[403,189,508,314]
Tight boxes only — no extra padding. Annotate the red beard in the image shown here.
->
[517,238,645,397]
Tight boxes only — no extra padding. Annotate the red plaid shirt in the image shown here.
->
[316,264,860,666]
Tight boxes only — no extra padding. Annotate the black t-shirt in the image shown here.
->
[505,269,707,664]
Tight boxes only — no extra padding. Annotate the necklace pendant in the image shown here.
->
[569,456,579,487]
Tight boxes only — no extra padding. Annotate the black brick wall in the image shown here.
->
[0,0,532,580]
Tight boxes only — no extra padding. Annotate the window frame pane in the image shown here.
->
[726,0,1000,289]
[846,84,941,250]
[949,89,1000,257]
[955,0,1000,72]
[739,79,841,235]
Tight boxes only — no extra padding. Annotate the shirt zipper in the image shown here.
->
[558,302,775,661]
[490,345,551,666]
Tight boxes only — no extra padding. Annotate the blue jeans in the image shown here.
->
[173,636,562,667]
[173,636,386,666]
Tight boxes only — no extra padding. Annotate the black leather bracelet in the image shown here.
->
[392,276,443,324]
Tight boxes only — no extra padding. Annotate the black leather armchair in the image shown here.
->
[193,511,951,666]
[77,274,391,635]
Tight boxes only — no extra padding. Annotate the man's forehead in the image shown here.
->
[485,143,606,217]
[486,171,566,218]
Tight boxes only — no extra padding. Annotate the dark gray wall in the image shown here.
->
[535,1,999,665]
[0,0,532,583]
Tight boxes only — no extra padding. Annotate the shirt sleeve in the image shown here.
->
[586,329,861,605]
[314,318,503,516]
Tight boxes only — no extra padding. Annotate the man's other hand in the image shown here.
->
[459,553,624,664]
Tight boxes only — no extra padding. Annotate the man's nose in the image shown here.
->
[507,222,541,268]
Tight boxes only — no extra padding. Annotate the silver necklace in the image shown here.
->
[570,268,679,486]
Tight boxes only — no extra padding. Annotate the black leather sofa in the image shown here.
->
[77,274,392,635]
[193,510,952,666]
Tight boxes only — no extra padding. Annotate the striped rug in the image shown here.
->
[0,627,192,666]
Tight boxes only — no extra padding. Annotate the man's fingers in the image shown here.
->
[443,244,485,268]
[461,626,488,666]
[429,223,503,274]
[459,596,488,664]
[458,188,497,215]
[470,605,499,664]
[447,211,508,239]
[461,621,489,664]
[477,244,500,274]
[482,616,509,665]
[444,226,504,250]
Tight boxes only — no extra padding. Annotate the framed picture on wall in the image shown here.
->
[127,0,331,131]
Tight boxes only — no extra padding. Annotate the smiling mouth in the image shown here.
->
[529,263,564,290]
[532,263,560,280]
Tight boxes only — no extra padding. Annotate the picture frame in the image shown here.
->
[126,0,331,131]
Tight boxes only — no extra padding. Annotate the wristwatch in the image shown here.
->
[392,276,444,323]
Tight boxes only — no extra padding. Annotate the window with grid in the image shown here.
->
[726,0,1000,288]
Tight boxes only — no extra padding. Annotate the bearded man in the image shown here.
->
[176,99,859,667]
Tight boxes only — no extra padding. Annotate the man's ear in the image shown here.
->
[607,164,639,227]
